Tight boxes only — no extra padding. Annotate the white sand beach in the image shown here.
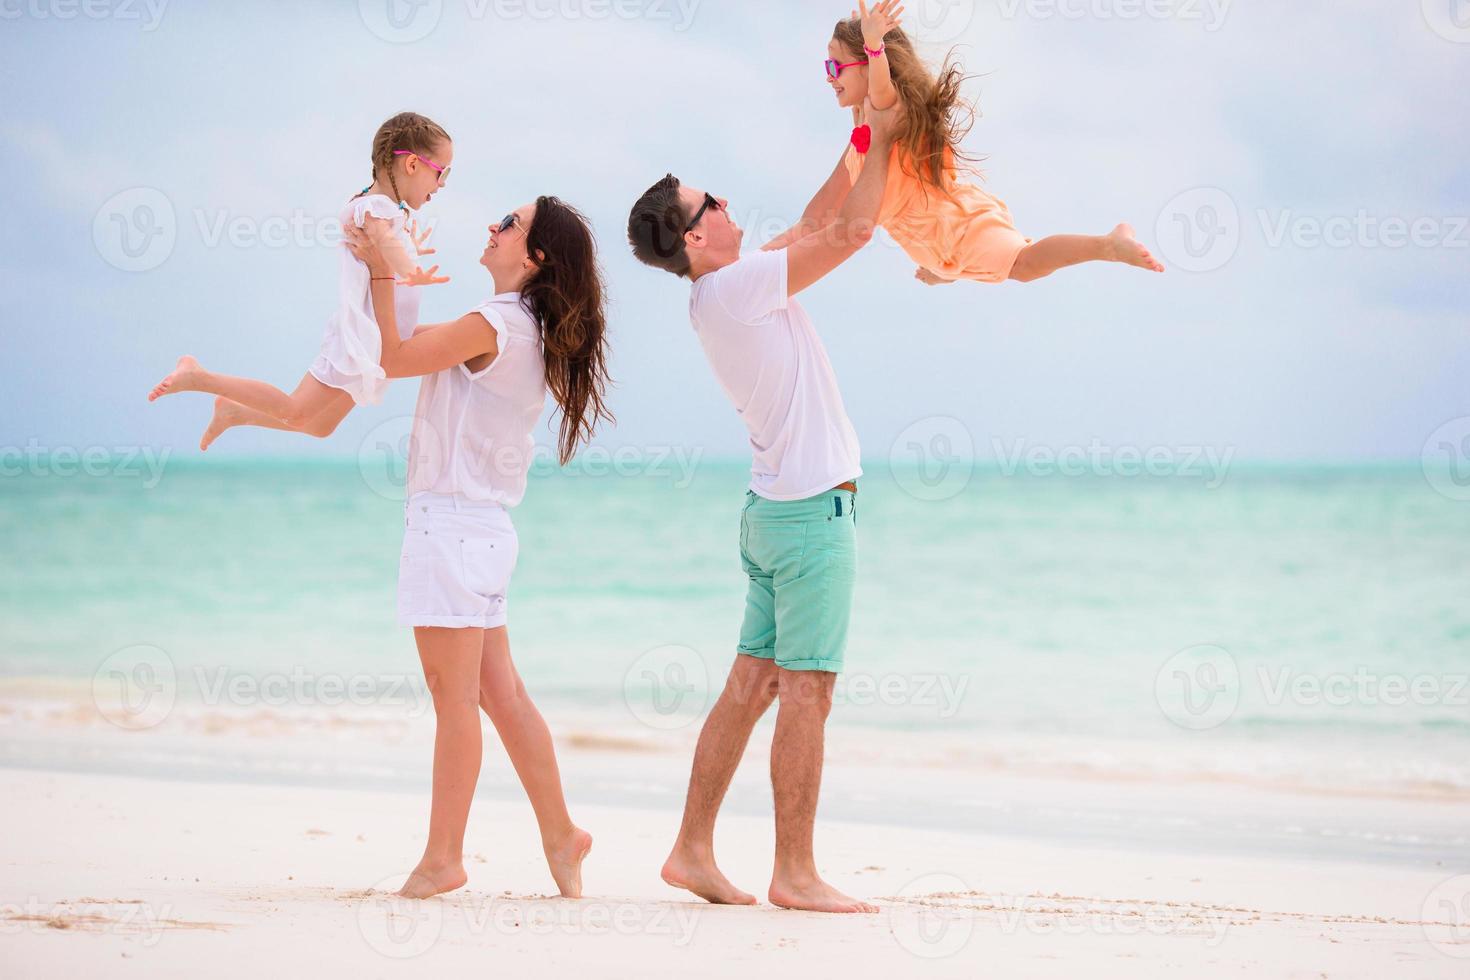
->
[3,694,1468,978]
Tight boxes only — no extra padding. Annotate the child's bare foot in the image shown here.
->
[149,355,205,401]
[1105,223,1165,272]
[661,845,758,906]
[544,826,593,898]
[769,873,878,914]
[914,266,955,286]
[396,859,467,899]
[199,396,245,452]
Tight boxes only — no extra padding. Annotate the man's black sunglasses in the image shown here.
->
[684,193,721,234]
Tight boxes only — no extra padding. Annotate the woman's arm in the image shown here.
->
[761,145,856,251]
[860,0,902,111]
[345,225,498,379]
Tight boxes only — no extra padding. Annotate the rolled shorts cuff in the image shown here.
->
[398,612,509,630]
[739,648,843,673]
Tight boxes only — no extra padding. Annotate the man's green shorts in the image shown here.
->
[736,487,857,673]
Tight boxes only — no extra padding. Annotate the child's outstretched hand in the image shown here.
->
[398,265,451,287]
[858,0,903,49]
[406,219,437,257]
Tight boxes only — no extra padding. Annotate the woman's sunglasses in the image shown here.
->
[393,149,451,185]
[496,213,524,235]
[824,57,868,80]
[684,193,722,234]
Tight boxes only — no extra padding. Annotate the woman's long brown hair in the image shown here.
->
[832,17,979,198]
[521,196,614,465]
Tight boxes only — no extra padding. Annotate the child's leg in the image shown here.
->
[1009,224,1164,282]
[148,356,342,428]
[199,391,353,451]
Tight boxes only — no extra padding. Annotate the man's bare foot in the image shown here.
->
[199,396,246,451]
[396,860,467,899]
[1105,223,1165,272]
[769,874,878,914]
[914,266,955,286]
[544,827,593,898]
[661,846,758,906]
[148,355,205,402]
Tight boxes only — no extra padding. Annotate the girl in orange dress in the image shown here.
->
[767,1,1165,284]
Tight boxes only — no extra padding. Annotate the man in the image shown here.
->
[625,102,897,914]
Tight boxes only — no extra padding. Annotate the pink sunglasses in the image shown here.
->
[393,149,450,184]
[824,57,867,79]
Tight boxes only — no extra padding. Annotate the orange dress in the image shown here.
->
[844,143,1031,283]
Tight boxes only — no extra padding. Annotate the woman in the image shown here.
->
[345,198,613,899]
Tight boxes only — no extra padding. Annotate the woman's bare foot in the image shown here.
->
[199,396,245,451]
[914,266,955,286]
[148,355,206,402]
[661,845,758,906]
[544,827,593,898]
[768,874,877,914]
[1105,223,1165,272]
[396,859,467,899]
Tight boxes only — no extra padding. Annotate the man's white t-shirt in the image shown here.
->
[688,249,862,501]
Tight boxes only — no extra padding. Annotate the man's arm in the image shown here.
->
[784,101,898,296]
[761,146,854,253]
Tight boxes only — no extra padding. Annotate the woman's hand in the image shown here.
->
[858,0,903,50]
[343,220,392,277]
[406,219,437,257]
[398,265,451,287]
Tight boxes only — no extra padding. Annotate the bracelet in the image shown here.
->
[864,42,885,58]
[370,276,395,282]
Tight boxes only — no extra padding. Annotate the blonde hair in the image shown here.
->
[832,18,978,198]
[358,111,451,204]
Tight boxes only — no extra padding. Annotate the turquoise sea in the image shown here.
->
[2,455,1468,803]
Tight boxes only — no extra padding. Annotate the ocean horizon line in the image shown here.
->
[0,450,1434,471]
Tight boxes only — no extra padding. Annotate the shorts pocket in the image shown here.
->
[461,534,517,600]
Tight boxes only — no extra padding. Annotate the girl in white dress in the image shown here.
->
[147,112,453,449]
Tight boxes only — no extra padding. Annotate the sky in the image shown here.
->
[1,0,1467,466]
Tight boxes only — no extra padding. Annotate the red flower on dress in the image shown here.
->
[850,124,872,155]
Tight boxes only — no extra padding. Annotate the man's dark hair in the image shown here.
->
[627,174,692,278]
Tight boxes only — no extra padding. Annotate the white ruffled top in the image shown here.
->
[308,194,421,406]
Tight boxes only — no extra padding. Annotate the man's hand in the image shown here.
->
[343,221,391,277]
